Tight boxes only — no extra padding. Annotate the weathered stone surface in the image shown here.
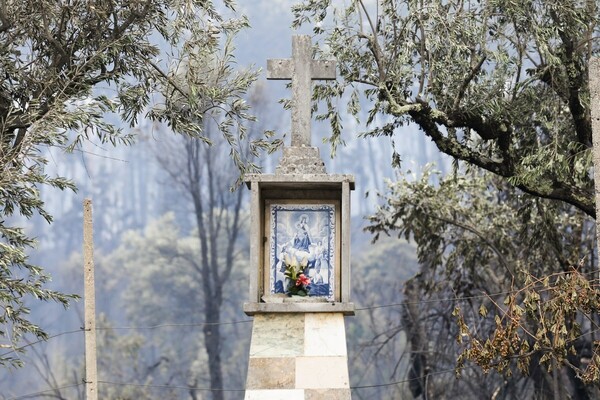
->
[246,357,296,389]
[268,59,336,81]
[267,35,336,148]
[305,389,352,400]
[249,313,305,358]
[275,146,327,174]
[283,296,328,303]
[340,180,352,304]
[245,389,305,400]
[295,356,350,389]
[304,313,347,357]
[243,302,355,316]
[262,293,287,303]
[245,172,355,189]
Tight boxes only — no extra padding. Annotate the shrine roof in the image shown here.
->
[244,173,355,190]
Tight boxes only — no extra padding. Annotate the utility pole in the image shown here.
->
[83,199,98,400]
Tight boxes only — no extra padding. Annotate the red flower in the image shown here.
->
[296,274,311,287]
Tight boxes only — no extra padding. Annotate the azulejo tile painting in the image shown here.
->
[269,204,336,300]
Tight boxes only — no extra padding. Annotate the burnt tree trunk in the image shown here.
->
[402,278,430,399]
[167,134,245,400]
[203,303,224,400]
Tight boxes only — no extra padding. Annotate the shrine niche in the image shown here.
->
[244,177,353,313]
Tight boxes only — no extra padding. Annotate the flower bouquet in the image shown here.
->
[283,253,311,296]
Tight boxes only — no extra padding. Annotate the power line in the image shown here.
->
[96,319,253,331]
[354,269,600,311]
[354,290,515,311]
[0,329,82,359]
[94,365,471,392]
[0,284,581,350]
[94,291,520,332]
[350,362,491,390]
[351,366,458,389]
[0,287,566,350]
[0,360,535,399]
[3,277,590,345]
[4,282,596,396]
[2,360,519,399]
[5,382,85,400]
[97,380,246,392]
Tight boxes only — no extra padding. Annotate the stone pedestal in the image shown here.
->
[244,313,351,400]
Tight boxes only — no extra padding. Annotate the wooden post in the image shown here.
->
[83,199,98,400]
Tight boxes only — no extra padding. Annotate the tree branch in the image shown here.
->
[452,54,487,111]
[0,1,10,33]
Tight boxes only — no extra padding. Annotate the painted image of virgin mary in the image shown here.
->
[292,214,311,252]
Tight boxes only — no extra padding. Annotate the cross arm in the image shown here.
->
[311,60,336,79]
[267,59,337,80]
[267,59,292,80]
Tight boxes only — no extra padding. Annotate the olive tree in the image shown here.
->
[292,1,600,398]
[0,0,272,368]
[293,0,598,215]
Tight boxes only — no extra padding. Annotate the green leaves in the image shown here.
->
[0,0,274,369]
[367,162,596,388]
[0,222,78,368]
[293,0,598,216]
[294,0,598,393]
[283,253,310,296]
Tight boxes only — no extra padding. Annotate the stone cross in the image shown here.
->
[267,35,336,147]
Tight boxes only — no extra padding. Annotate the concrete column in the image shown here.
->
[83,199,98,400]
